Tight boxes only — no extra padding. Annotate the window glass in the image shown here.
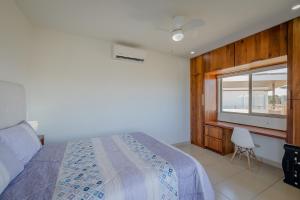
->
[222,74,249,113]
[252,68,287,115]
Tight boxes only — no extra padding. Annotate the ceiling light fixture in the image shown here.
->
[292,4,300,10]
[172,29,184,42]
[190,51,195,55]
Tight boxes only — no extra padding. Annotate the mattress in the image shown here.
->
[0,132,214,200]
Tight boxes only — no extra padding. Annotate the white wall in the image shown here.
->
[0,0,32,84]
[252,134,285,167]
[218,113,286,131]
[27,28,190,144]
[0,0,190,145]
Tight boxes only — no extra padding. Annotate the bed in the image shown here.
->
[0,81,214,200]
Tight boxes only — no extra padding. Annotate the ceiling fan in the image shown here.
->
[161,16,205,42]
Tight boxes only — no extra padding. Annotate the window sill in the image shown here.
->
[220,111,286,119]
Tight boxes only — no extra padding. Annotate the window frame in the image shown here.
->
[219,64,287,118]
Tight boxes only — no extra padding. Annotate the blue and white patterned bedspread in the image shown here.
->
[0,133,214,200]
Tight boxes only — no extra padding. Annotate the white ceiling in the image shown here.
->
[16,0,300,57]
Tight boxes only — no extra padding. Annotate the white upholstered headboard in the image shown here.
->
[0,80,26,129]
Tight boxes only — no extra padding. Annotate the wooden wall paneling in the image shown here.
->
[269,23,288,57]
[190,56,205,146]
[287,17,300,146]
[203,53,210,72]
[292,100,300,146]
[214,56,287,76]
[288,17,300,100]
[203,44,235,72]
[190,58,197,144]
[235,23,287,65]
[223,128,234,154]
[191,56,201,75]
[287,98,293,144]
[288,99,300,146]
[235,36,255,65]
[204,73,217,122]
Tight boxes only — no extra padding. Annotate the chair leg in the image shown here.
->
[231,147,238,161]
[246,150,251,169]
[237,147,242,159]
[250,148,258,166]
[250,149,256,160]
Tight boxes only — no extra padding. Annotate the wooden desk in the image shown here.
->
[204,125,234,155]
[204,121,287,155]
[205,121,287,140]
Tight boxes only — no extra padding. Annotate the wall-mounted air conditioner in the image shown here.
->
[112,44,146,63]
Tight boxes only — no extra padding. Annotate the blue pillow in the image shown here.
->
[0,121,41,165]
[0,143,24,194]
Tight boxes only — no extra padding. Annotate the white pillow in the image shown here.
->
[0,143,24,194]
[0,121,41,165]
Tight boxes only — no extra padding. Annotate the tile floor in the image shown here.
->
[175,143,300,200]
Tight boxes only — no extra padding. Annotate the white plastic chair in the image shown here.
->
[231,127,256,168]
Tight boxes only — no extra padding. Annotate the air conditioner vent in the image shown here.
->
[116,55,144,62]
[112,44,146,63]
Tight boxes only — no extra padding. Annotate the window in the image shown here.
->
[252,68,287,115]
[220,65,287,117]
[221,74,249,113]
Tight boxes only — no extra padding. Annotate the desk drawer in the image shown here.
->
[205,136,223,153]
[205,125,223,139]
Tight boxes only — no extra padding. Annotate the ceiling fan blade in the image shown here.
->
[182,19,205,32]
[173,16,185,29]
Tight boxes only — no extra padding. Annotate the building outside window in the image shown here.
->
[220,65,287,117]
